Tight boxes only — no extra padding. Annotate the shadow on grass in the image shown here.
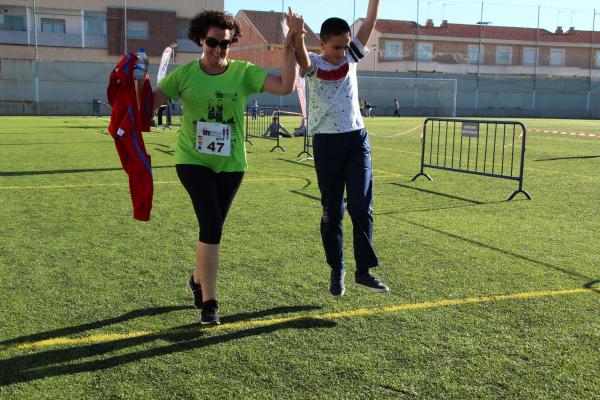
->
[0,305,331,386]
[277,158,315,169]
[534,155,600,162]
[374,201,508,216]
[154,148,175,156]
[391,183,484,204]
[291,190,321,202]
[394,217,599,283]
[0,141,111,147]
[59,125,109,130]
[0,165,174,177]
[373,182,510,215]
[583,280,600,290]
[0,306,192,349]
[0,132,69,135]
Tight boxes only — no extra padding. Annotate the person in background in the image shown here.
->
[393,98,400,117]
[359,98,365,116]
[265,115,293,138]
[251,99,259,119]
[293,117,307,137]
[364,99,374,117]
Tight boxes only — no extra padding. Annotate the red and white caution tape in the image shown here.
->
[528,129,600,138]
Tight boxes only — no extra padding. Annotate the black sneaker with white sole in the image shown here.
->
[200,299,220,325]
[355,271,390,293]
[188,275,203,309]
[329,268,346,298]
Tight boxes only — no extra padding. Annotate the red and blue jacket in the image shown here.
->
[107,54,154,221]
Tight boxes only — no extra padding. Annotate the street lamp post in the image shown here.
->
[475,12,491,110]
[587,10,597,112]
[371,43,377,74]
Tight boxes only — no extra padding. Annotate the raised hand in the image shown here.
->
[286,6,307,35]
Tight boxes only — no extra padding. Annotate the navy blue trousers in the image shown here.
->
[313,129,379,272]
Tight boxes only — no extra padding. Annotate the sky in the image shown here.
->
[224,0,600,33]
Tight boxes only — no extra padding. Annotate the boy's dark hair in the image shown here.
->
[188,10,241,45]
[320,17,351,41]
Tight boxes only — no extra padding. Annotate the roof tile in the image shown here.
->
[371,19,596,43]
[239,10,321,47]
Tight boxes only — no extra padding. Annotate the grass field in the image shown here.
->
[0,115,599,399]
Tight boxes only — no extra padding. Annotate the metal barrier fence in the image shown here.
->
[245,106,284,152]
[297,117,312,159]
[411,118,531,200]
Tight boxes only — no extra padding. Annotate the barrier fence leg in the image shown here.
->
[507,180,532,201]
[297,131,312,158]
[411,122,432,181]
[507,128,532,200]
[245,109,254,145]
[270,136,285,152]
[410,171,433,182]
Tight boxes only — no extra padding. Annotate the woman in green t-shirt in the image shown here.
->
[150,10,299,325]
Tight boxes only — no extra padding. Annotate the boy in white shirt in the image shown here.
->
[288,1,389,298]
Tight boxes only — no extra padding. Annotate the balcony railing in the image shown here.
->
[0,30,28,45]
[0,31,107,49]
[36,32,81,47]
[84,34,107,49]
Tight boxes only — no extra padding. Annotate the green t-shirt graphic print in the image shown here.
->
[158,59,268,172]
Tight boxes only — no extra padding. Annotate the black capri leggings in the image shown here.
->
[176,164,244,245]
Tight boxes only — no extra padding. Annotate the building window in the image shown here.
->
[596,51,600,68]
[177,19,190,39]
[468,44,483,64]
[549,49,565,66]
[417,43,433,61]
[496,46,512,64]
[384,41,403,60]
[127,20,149,39]
[84,12,106,35]
[41,18,65,34]
[522,48,538,65]
[0,14,26,31]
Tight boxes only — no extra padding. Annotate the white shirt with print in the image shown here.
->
[302,38,369,135]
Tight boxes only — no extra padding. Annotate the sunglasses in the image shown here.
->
[204,37,232,49]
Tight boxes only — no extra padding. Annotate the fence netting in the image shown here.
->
[0,1,598,117]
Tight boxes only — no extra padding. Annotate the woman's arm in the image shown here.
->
[287,8,312,75]
[262,29,297,95]
[153,88,170,109]
[134,78,169,113]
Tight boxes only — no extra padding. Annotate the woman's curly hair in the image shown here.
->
[188,10,241,45]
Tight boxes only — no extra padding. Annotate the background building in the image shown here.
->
[355,18,600,77]
[1,2,599,117]
[352,18,600,118]
[0,0,221,114]
[234,9,320,69]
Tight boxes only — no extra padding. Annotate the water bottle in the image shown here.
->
[133,48,148,80]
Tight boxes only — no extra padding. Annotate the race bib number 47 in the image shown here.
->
[196,121,232,156]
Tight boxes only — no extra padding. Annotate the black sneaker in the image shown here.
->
[329,268,345,298]
[355,271,390,293]
[200,300,220,325]
[187,275,203,309]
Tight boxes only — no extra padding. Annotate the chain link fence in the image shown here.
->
[0,1,599,117]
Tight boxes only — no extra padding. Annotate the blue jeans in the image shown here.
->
[313,129,379,272]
